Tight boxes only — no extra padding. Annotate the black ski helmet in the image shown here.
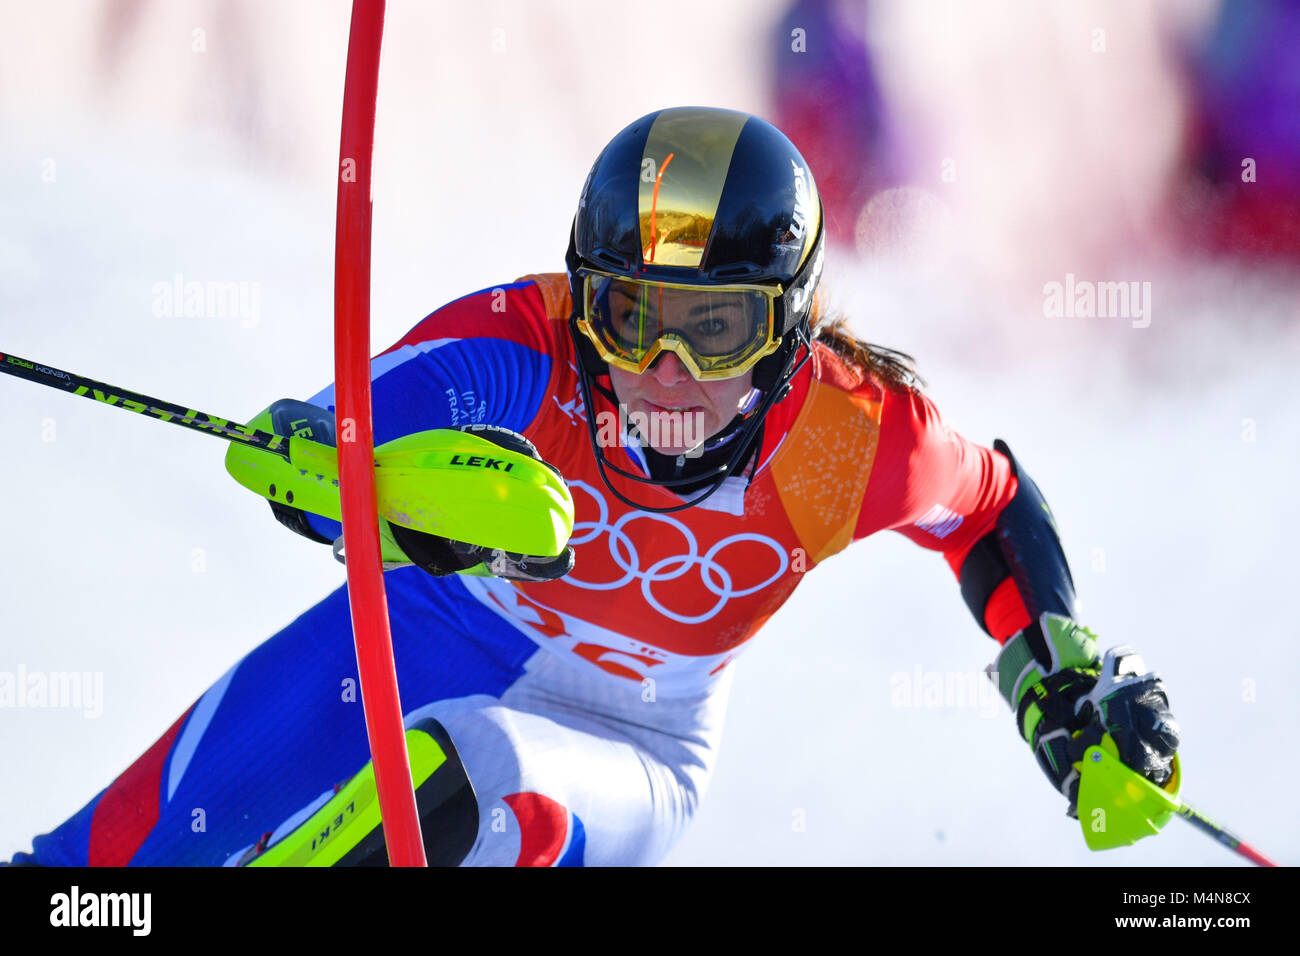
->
[566,106,826,512]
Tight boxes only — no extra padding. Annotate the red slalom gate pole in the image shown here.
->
[334,0,427,866]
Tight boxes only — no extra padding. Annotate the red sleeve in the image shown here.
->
[855,384,1030,642]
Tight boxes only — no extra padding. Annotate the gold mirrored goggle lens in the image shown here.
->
[581,273,776,379]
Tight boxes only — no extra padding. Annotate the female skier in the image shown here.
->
[12,107,1180,866]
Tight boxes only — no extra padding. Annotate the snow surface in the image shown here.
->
[1,0,1295,866]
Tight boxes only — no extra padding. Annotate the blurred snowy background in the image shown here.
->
[1,0,1296,866]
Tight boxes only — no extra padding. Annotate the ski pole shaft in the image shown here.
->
[0,350,291,462]
[1175,801,1278,867]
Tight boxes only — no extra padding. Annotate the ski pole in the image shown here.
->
[0,350,290,461]
[0,347,576,554]
[1175,801,1279,867]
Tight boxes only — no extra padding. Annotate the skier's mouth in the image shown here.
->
[644,400,701,415]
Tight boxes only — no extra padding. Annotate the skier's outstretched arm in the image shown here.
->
[860,384,1180,835]
[246,280,574,581]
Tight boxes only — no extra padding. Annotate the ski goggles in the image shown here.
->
[575,269,783,381]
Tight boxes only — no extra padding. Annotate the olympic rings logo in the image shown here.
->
[564,481,789,624]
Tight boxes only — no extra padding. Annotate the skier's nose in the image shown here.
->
[650,350,692,387]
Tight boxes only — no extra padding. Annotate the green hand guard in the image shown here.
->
[1076,732,1181,850]
[989,615,1182,849]
[224,403,575,563]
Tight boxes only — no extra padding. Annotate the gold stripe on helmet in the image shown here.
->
[638,108,748,269]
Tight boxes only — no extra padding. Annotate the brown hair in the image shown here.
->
[810,300,926,393]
